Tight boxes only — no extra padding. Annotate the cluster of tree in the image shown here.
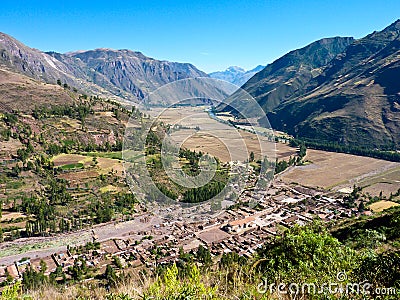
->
[1,114,32,144]
[2,112,18,125]
[273,140,307,174]
[69,241,101,255]
[21,261,48,291]
[389,188,400,201]
[333,206,400,246]
[182,180,226,203]
[196,245,212,266]
[45,139,123,157]
[19,257,118,292]
[274,155,302,174]
[219,251,247,268]
[21,194,56,237]
[47,178,72,206]
[343,185,363,208]
[68,257,93,282]
[145,130,161,155]
[113,192,138,212]
[0,128,11,141]
[32,102,93,123]
[16,142,35,163]
[289,139,306,155]
[179,148,203,176]
[291,138,400,162]
[155,182,178,200]
[18,179,130,237]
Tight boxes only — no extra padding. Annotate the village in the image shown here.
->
[0,171,365,285]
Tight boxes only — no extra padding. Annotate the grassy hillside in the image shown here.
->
[0,70,144,241]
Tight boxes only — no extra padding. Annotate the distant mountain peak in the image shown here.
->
[226,66,245,72]
[209,65,265,86]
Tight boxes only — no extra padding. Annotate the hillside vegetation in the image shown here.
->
[2,208,399,299]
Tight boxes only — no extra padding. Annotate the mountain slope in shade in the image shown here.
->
[209,65,264,86]
[267,20,400,148]
[239,37,354,112]
[0,32,208,101]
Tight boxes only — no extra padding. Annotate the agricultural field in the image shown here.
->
[146,106,295,162]
[280,149,400,196]
[144,105,398,198]
[357,167,400,197]
[52,153,92,168]
[0,81,146,242]
[368,200,400,212]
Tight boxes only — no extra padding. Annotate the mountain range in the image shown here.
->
[208,65,264,86]
[227,20,400,149]
[0,33,206,101]
[1,19,400,150]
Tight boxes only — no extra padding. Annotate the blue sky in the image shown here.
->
[1,0,400,73]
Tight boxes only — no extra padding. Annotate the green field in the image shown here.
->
[83,151,123,160]
[59,162,84,170]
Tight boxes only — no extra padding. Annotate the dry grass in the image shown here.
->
[97,157,124,176]
[369,200,400,212]
[281,149,400,193]
[58,170,99,181]
[0,212,26,222]
[0,138,23,158]
[147,106,287,162]
[0,68,75,113]
[99,185,120,193]
[358,167,400,197]
[27,272,149,300]
[51,154,91,167]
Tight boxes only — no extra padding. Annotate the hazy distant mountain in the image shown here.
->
[209,65,264,86]
[0,33,207,101]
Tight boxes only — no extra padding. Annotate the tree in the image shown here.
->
[69,258,88,281]
[22,266,47,291]
[196,245,212,266]
[356,251,400,288]
[249,151,255,162]
[113,256,123,269]
[104,264,118,287]
[256,223,356,285]
[358,201,365,212]
[39,260,47,274]
[220,251,246,268]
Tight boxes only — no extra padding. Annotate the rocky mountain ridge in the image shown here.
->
[0,32,207,101]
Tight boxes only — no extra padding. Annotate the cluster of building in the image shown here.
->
[0,174,366,287]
